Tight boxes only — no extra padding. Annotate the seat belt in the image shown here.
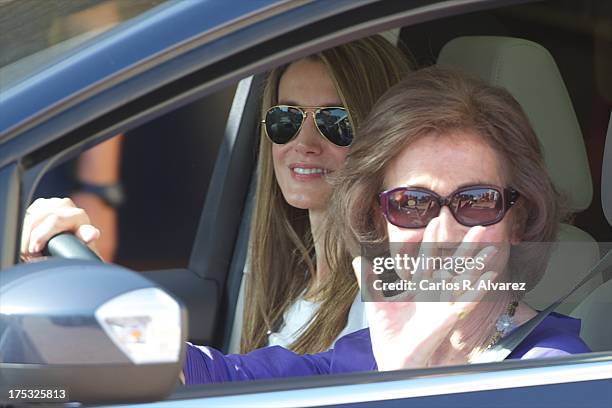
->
[473,249,612,363]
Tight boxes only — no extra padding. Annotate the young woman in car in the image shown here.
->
[242,35,412,354]
[20,35,414,355]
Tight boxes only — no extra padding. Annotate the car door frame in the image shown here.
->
[115,352,612,407]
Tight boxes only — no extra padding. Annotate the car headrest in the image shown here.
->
[438,36,593,211]
[603,112,612,225]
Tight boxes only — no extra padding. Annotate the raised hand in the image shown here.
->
[354,218,501,371]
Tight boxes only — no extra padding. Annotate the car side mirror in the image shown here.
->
[0,259,187,405]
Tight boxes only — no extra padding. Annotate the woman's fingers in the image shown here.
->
[440,271,499,331]
[76,224,101,244]
[452,225,486,260]
[28,207,92,253]
[21,198,73,252]
[412,217,439,282]
[458,245,498,287]
[21,198,99,259]
[394,240,416,281]
[457,271,498,304]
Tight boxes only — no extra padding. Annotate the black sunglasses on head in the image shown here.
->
[261,105,353,147]
[379,185,520,228]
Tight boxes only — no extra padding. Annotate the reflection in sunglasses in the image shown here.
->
[380,185,519,228]
[263,105,353,147]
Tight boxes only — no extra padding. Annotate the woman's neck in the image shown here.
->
[305,209,329,298]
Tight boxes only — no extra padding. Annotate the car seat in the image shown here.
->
[437,36,601,313]
[570,112,612,352]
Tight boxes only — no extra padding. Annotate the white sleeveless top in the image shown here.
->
[267,292,368,349]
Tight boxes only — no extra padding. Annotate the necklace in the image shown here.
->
[485,301,519,349]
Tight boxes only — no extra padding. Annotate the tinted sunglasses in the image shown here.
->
[261,105,353,147]
[379,185,520,228]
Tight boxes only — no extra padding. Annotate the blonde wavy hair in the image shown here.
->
[241,35,413,354]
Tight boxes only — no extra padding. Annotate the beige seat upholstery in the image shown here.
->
[438,36,600,313]
[571,278,612,351]
[571,112,612,352]
[602,112,612,231]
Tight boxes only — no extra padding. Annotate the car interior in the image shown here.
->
[573,114,612,353]
[29,0,612,360]
[437,35,601,314]
[225,12,612,354]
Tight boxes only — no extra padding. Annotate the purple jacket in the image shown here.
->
[183,312,590,385]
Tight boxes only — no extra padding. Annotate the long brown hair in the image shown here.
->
[325,66,563,354]
[241,35,413,354]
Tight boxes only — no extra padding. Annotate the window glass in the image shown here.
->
[32,83,236,269]
[0,0,166,87]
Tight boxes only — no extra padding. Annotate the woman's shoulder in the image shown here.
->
[329,328,376,372]
[267,295,320,348]
[268,292,367,350]
[509,312,591,359]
